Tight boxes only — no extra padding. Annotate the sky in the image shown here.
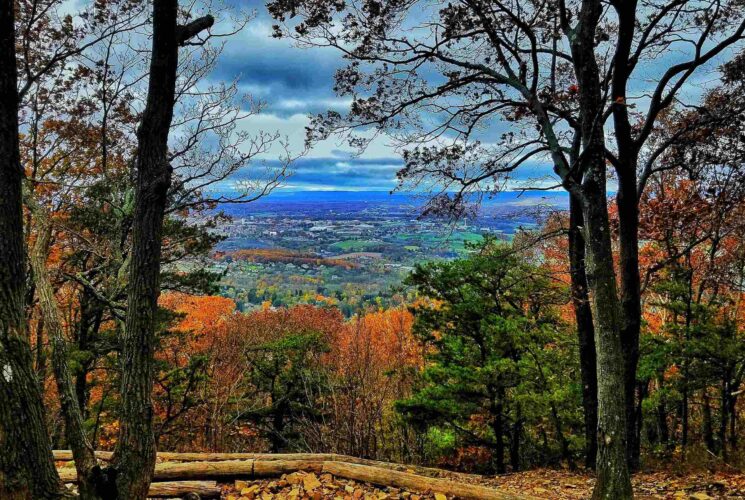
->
[206,2,407,192]
[205,0,733,194]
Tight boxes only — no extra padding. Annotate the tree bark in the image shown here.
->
[111,2,213,498]
[608,0,642,471]
[569,194,598,469]
[703,391,714,451]
[30,216,113,500]
[510,409,522,472]
[616,167,642,470]
[568,0,632,496]
[492,395,506,474]
[582,179,632,500]
[0,1,66,497]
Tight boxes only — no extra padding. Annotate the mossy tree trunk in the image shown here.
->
[0,1,66,497]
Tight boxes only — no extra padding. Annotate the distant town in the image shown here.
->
[199,191,566,315]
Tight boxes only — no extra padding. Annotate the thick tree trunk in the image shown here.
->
[111,3,213,498]
[582,172,632,500]
[112,2,177,494]
[568,0,632,495]
[0,2,66,498]
[569,194,598,469]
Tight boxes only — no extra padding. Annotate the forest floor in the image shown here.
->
[219,468,745,499]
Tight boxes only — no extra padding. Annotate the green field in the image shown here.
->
[329,239,378,251]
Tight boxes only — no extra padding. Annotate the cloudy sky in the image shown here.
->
[202,2,406,192]
[205,0,729,194]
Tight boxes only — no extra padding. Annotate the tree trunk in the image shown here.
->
[703,391,714,451]
[610,0,643,469]
[75,288,100,419]
[569,194,598,469]
[492,397,505,474]
[30,216,112,499]
[0,2,66,497]
[582,176,632,500]
[729,394,737,451]
[111,3,213,498]
[634,382,645,460]
[656,377,668,447]
[616,170,642,470]
[510,409,521,472]
[720,380,729,460]
[569,0,632,495]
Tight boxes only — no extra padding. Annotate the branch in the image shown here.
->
[176,15,215,46]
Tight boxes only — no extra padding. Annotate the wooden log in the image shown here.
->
[53,450,336,462]
[153,459,323,479]
[60,477,219,498]
[332,454,476,481]
[53,450,484,484]
[54,452,537,499]
[252,459,323,476]
[54,450,114,461]
[321,461,532,500]
[152,460,256,480]
[58,460,255,482]
[147,481,221,498]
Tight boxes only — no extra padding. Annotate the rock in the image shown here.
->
[304,473,323,491]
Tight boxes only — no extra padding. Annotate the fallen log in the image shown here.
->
[252,459,323,476]
[58,460,255,482]
[54,453,537,499]
[146,480,221,498]
[148,460,256,481]
[322,461,529,500]
[54,450,114,461]
[53,450,336,463]
[62,479,220,498]
[52,450,480,479]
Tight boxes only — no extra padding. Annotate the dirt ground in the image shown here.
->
[219,468,745,499]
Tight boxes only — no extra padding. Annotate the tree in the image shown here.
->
[0,1,65,496]
[224,306,344,452]
[109,2,215,497]
[323,307,420,461]
[268,0,745,492]
[398,240,573,472]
